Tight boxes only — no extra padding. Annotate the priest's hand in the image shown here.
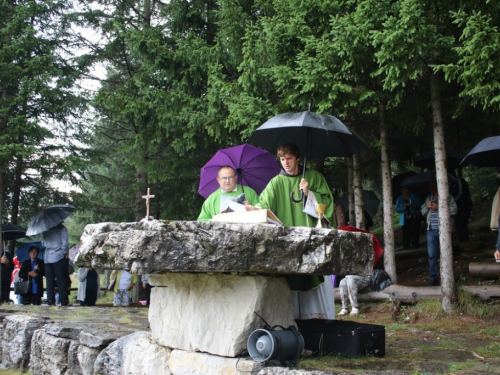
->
[299,178,309,196]
[244,204,259,211]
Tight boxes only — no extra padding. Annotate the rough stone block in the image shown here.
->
[77,343,101,375]
[29,329,72,375]
[68,341,83,375]
[149,273,296,357]
[77,322,139,348]
[168,349,262,375]
[76,220,374,276]
[0,315,46,370]
[94,331,171,375]
[45,323,83,340]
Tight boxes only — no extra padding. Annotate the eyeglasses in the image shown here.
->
[219,176,235,181]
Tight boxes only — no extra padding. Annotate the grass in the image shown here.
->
[298,294,500,373]
[0,369,25,375]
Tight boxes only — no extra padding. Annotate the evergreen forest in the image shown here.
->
[2,0,500,310]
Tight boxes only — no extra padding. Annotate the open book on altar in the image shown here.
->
[219,195,246,214]
[212,209,283,225]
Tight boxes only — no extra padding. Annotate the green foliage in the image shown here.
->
[0,0,91,226]
[437,5,500,111]
[2,0,500,232]
[372,0,455,102]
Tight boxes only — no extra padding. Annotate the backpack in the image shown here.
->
[369,269,392,292]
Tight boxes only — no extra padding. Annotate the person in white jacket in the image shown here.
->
[77,267,101,306]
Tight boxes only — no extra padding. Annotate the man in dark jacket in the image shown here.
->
[0,245,14,304]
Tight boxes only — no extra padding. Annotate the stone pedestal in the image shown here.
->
[149,273,296,357]
[74,219,375,371]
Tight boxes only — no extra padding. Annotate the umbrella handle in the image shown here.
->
[290,190,304,203]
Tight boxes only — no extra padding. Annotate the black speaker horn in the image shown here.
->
[247,325,304,366]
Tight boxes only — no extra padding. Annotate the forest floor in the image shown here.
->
[297,194,500,374]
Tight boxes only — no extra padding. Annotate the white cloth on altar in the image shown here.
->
[292,277,335,320]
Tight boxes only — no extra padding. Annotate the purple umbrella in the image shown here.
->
[198,144,281,199]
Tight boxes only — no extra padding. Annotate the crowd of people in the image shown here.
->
[1,220,140,307]
[1,141,497,316]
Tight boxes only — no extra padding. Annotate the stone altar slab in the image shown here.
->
[76,220,374,276]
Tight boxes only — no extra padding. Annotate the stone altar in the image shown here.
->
[75,220,374,366]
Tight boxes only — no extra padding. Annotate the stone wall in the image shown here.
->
[0,307,334,375]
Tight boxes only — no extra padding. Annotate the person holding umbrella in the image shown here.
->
[42,222,70,306]
[26,205,75,306]
[0,243,14,304]
[1,223,27,304]
[197,166,260,221]
[395,186,422,249]
[246,143,335,319]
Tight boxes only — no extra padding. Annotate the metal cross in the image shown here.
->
[142,188,155,220]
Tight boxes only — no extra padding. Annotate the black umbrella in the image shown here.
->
[413,150,464,170]
[400,170,458,189]
[26,204,75,236]
[338,190,380,219]
[1,223,27,241]
[247,110,368,201]
[460,135,500,168]
[392,172,417,203]
[392,172,428,204]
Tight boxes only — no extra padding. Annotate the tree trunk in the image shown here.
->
[135,168,147,222]
[0,62,9,282]
[379,101,397,282]
[0,168,3,247]
[8,153,23,253]
[352,153,365,229]
[11,153,22,224]
[134,167,147,302]
[430,72,456,313]
[347,158,355,226]
[468,262,500,278]
[333,284,500,303]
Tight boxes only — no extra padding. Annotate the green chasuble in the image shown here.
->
[197,184,259,221]
[258,168,334,290]
[258,168,334,227]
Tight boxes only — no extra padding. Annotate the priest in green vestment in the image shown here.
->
[246,143,336,319]
[197,166,260,221]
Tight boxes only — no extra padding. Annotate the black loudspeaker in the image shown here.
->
[247,326,304,366]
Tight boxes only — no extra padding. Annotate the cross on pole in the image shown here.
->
[142,188,155,220]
